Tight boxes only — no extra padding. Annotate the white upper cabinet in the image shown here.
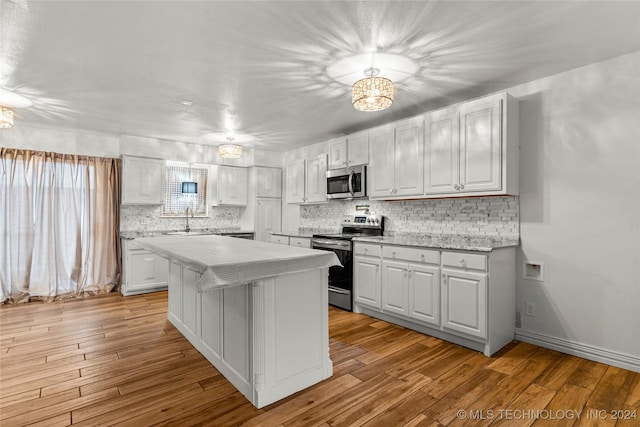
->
[424,107,460,194]
[369,124,396,198]
[210,165,248,206]
[394,117,424,197]
[121,156,165,205]
[305,154,327,203]
[424,92,519,197]
[459,96,502,192]
[285,159,305,204]
[255,167,282,198]
[328,131,369,170]
[286,154,327,204]
[328,137,348,170]
[347,131,369,167]
[369,117,423,199]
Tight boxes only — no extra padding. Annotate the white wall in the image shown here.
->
[510,51,640,367]
[1,127,283,167]
[1,125,121,157]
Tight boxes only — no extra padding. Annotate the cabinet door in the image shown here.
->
[122,156,165,205]
[354,256,381,308]
[285,160,305,204]
[218,166,248,205]
[347,130,369,166]
[368,124,395,198]
[127,251,169,293]
[424,109,459,194]
[381,260,408,316]
[289,237,311,248]
[394,117,424,196]
[459,96,502,193]
[256,199,282,242]
[305,154,327,203]
[441,268,487,339]
[408,263,440,326]
[256,167,282,198]
[328,138,348,170]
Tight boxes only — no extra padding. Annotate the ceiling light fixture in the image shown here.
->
[217,137,243,159]
[0,106,14,128]
[352,68,393,112]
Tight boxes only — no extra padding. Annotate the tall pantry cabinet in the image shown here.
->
[241,167,282,241]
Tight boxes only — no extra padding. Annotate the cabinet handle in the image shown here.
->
[442,274,448,284]
[389,189,394,194]
[453,184,460,191]
[459,184,465,190]
[393,189,398,194]
[392,251,396,257]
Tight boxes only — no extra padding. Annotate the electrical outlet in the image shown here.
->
[525,302,536,316]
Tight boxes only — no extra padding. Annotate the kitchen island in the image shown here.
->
[135,235,340,408]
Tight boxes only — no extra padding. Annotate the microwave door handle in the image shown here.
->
[348,170,355,196]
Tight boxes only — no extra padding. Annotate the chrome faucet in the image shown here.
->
[185,207,194,232]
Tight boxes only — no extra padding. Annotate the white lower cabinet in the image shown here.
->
[408,263,440,327]
[441,268,487,339]
[121,239,169,296]
[289,237,311,248]
[381,260,409,316]
[354,242,515,356]
[354,250,381,308]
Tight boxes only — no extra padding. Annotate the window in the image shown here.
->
[162,162,208,217]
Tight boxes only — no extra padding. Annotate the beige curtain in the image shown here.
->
[0,148,121,303]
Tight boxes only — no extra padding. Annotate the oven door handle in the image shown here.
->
[313,239,350,247]
[348,170,355,196]
[329,286,350,295]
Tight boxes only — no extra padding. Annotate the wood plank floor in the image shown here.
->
[1,291,638,426]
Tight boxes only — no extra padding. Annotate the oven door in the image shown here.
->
[326,166,366,199]
[312,238,353,311]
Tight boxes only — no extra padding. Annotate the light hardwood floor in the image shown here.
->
[1,291,638,426]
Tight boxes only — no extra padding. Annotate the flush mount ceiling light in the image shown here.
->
[0,107,14,128]
[352,68,393,112]
[217,137,243,159]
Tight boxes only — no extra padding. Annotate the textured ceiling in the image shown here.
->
[1,0,639,151]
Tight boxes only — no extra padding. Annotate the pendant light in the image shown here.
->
[352,68,394,112]
[0,106,14,128]
[217,137,243,159]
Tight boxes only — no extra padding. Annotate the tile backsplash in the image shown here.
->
[300,196,519,238]
[120,205,243,233]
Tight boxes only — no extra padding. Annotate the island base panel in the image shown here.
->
[167,262,332,408]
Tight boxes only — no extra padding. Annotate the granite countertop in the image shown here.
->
[120,228,254,240]
[353,233,519,252]
[272,228,339,238]
[135,235,340,292]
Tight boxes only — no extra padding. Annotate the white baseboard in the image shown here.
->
[515,328,640,373]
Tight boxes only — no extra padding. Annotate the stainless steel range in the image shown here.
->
[312,214,384,311]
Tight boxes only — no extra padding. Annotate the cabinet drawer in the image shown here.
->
[271,235,289,245]
[382,246,440,264]
[354,243,382,257]
[289,237,311,248]
[442,252,487,271]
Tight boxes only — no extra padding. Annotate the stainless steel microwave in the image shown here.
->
[326,165,367,199]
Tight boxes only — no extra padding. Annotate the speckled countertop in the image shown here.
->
[120,228,254,240]
[353,233,519,252]
[271,228,339,238]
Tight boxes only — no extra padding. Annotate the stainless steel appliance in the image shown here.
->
[326,165,367,199]
[312,214,383,311]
